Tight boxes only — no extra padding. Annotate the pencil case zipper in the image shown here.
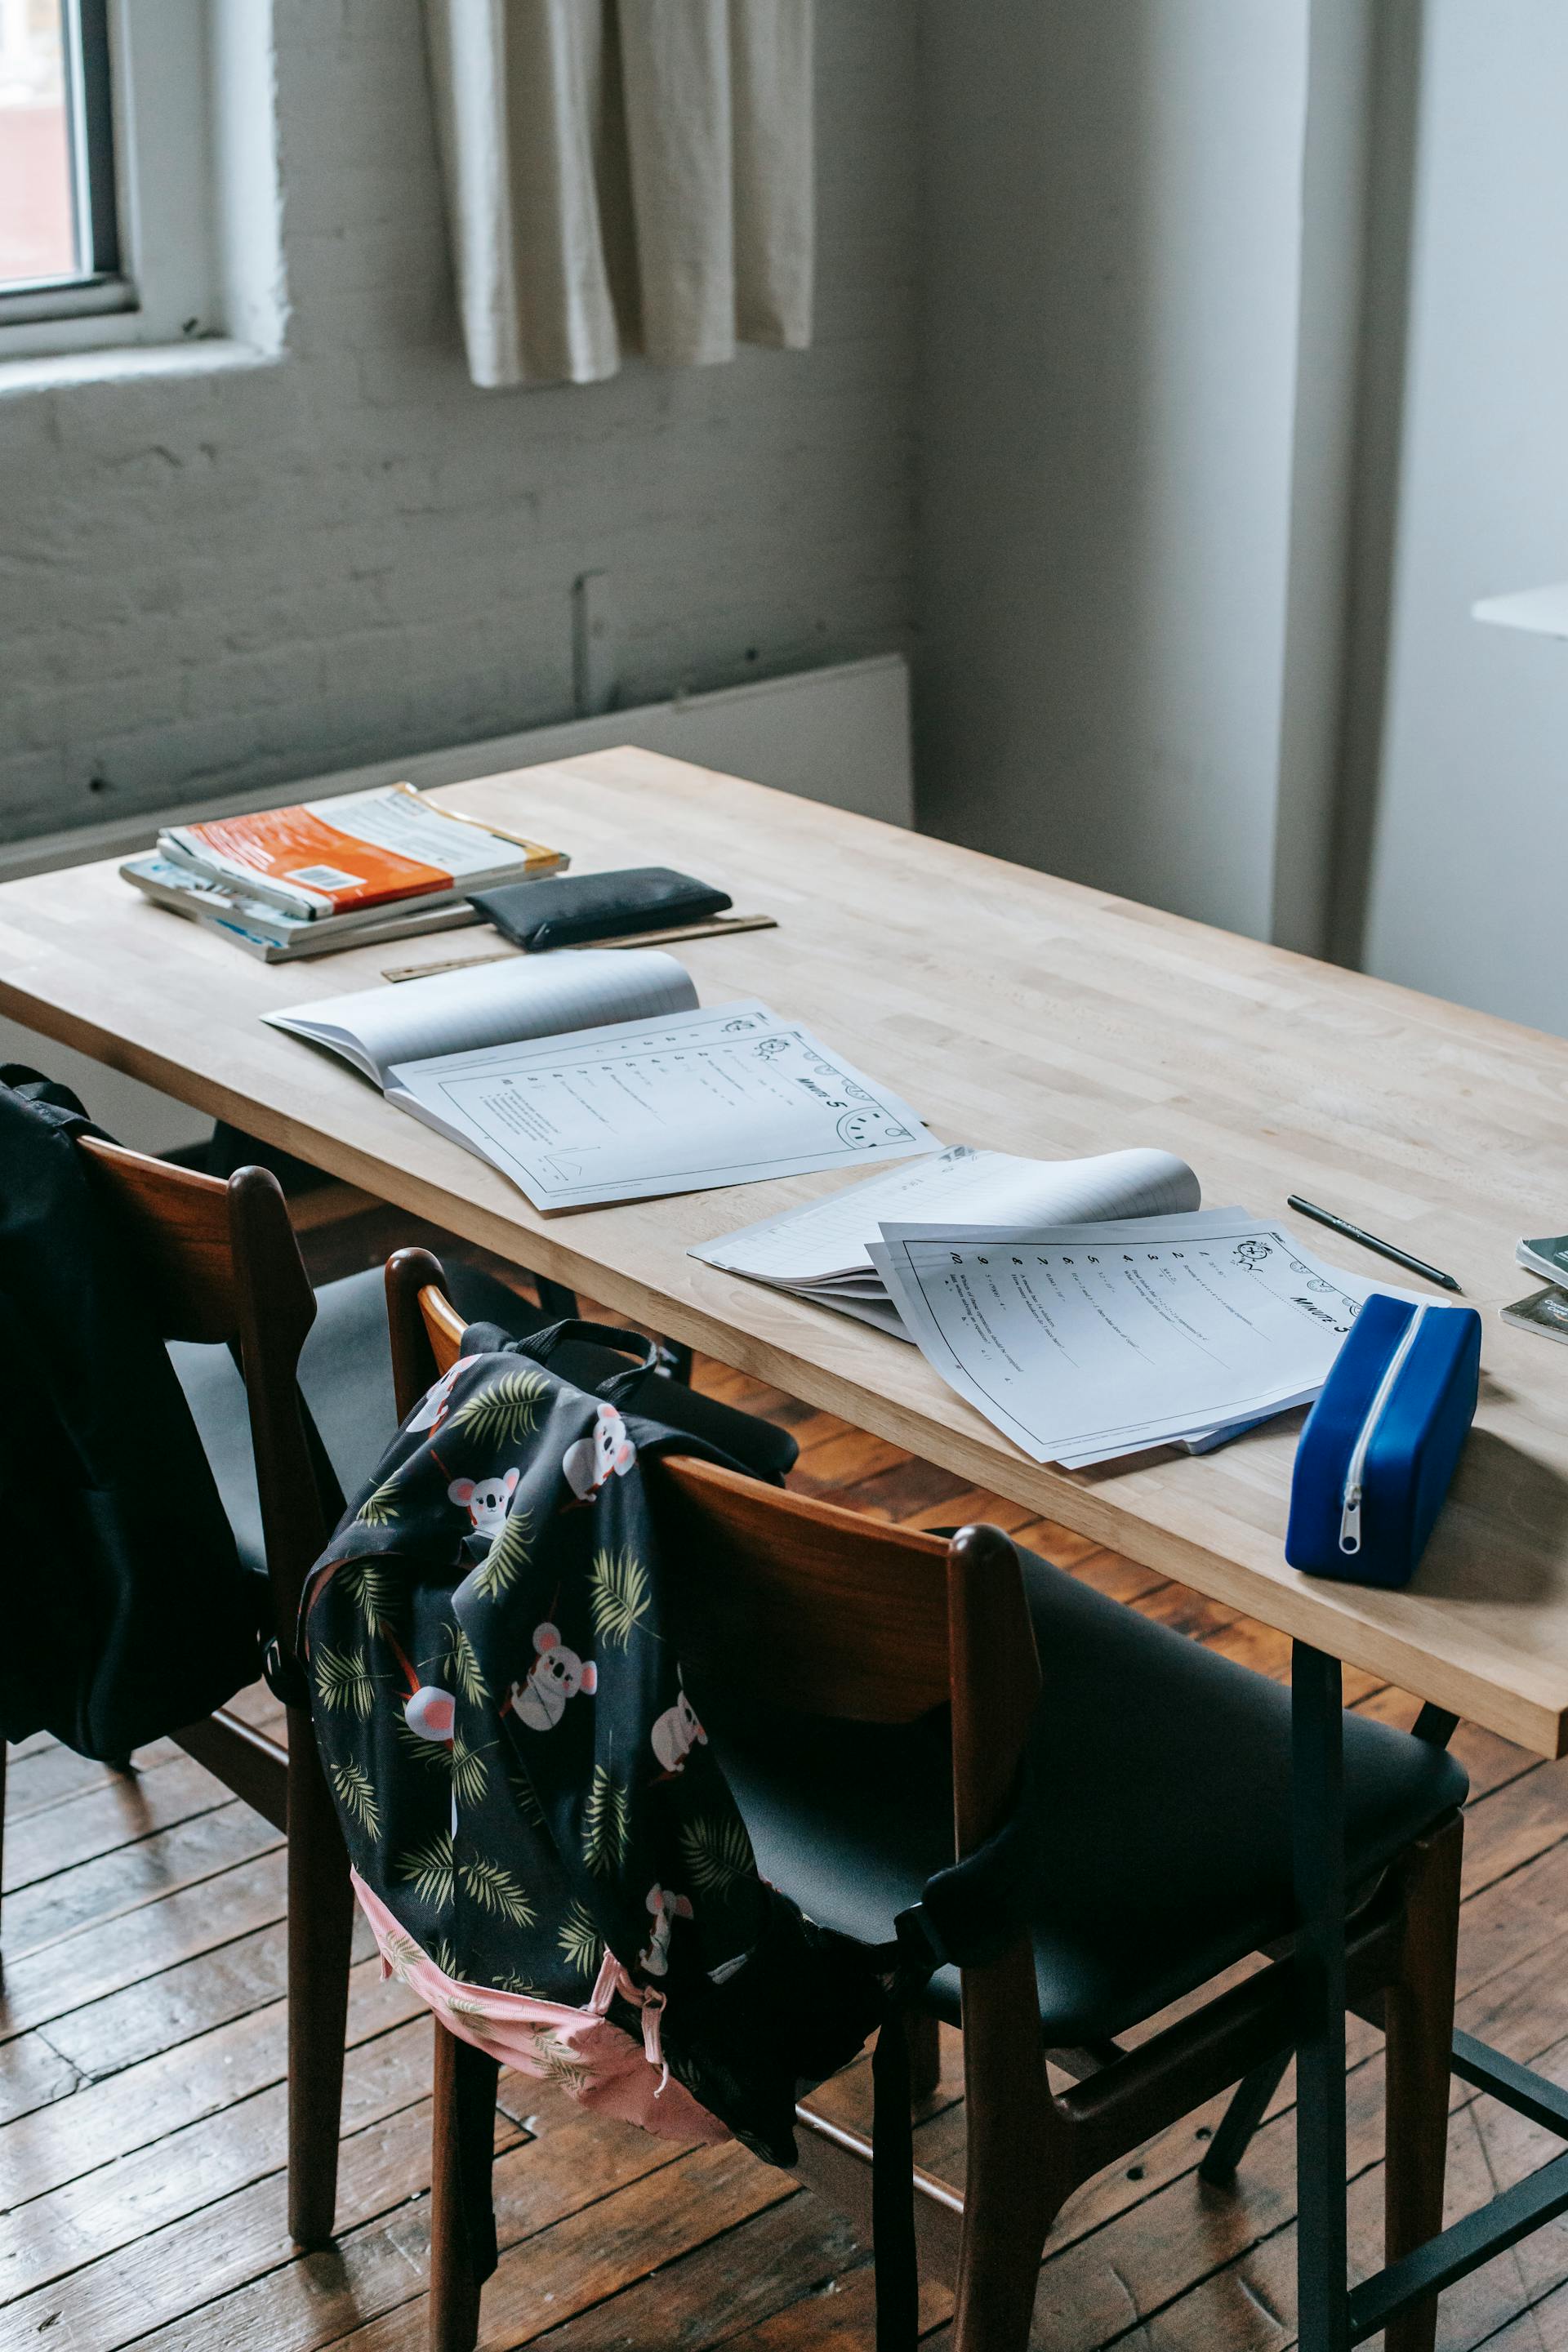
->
[1339,1303,1428,1555]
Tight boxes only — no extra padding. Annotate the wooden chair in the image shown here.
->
[386,1249,1467,2352]
[71,1136,358,2247]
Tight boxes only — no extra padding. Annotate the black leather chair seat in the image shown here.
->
[171,1262,795,1577]
[697,1549,1468,2046]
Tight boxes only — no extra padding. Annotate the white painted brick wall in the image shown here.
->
[0,0,918,847]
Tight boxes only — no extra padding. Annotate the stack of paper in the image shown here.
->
[689,1143,1202,1336]
[871,1210,1420,1468]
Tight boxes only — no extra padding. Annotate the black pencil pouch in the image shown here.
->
[469,866,732,952]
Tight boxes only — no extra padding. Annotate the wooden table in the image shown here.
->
[7,746,1568,2352]
[4,745,1567,1755]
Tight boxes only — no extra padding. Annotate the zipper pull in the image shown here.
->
[1339,1486,1363,1554]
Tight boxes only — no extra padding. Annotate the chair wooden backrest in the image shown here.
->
[78,1135,336,1653]
[383,1246,1041,1860]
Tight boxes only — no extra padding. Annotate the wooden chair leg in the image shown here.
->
[951,1943,1066,2352]
[1383,1811,1463,2352]
[905,2007,943,2105]
[430,2019,501,2352]
[286,1720,355,2248]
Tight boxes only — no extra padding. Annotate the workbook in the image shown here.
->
[266,956,937,1212]
[689,1143,1202,1335]
[267,947,688,1085]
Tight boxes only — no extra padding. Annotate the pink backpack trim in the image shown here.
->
[353,1870,730,2147]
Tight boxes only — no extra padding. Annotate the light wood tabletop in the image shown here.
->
[4,748,1568,1754]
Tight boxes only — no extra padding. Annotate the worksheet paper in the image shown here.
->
[388,1000,938,1212]
[871,1211,1417,1468]
[688,1143,1200,1335]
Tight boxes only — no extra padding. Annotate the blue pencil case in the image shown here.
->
[1285,1294,1481,1589]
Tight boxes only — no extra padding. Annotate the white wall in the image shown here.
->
[914,0,1321,941]
[1353,2,1568,1036]
[0,0,918,849]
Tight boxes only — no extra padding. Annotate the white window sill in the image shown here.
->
[0,335,283,402]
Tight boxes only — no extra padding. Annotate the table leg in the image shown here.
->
[1294,1640,1350,2352]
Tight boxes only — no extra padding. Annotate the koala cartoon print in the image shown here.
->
[448,1468,519,1541]
[406,1357,477,1432]
[510,1622,599,1731]
[639,1882,693,1977]
[562,1403,636,1504]
[650,1677,706,1775]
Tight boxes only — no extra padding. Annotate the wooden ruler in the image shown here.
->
[380,911,777,982]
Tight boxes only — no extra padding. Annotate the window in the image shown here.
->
[0,0,123,323]
[0,0,261,365]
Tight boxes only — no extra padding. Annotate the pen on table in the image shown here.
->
[1285,1196,1463,1294]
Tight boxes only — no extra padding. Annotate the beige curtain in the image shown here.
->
[423,0,814,390]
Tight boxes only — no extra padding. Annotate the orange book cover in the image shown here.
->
[162,786,559,919]
[180,804,445,914]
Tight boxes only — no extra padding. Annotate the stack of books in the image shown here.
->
[1503,1234,1568,1348]
[121,783,567,962]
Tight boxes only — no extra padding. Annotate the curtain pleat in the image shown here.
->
[423,0,814,390]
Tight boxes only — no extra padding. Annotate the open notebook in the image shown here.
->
[690,1143,1202,1334]
[265,953,937,1212]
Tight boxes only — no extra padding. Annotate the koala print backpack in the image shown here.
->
[303,1316,906,2276]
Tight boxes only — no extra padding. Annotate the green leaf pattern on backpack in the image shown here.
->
[314,1644,376,1717]
[679,1815,755,1895]
[505,1760,548,1831]
[460,1854,535,1927]
[470,1506,532,1601]
[380,1930,422,1984]
[449,1370,549,1450]
[356,1471,404,1528]
[445,1624,487,1707]
[529,2029,592,2096]
[336,1557,396,1635]
[430,1935,467,1981]
[583,1764,633,1876]
[397,1833,455,1907]
[587,1547,650,1650]
[331,1758,381,1837]
[557,1900,601,1978]
[450,1728,489,1807]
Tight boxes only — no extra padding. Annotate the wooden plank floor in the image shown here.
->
[7,1286,1568,2350]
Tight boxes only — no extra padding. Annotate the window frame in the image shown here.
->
[0,0,221,363]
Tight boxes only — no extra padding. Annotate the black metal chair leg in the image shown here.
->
[1294,1641,1351,2352]
[1200,2049,1292,2184]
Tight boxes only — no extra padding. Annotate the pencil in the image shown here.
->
[1286,1196,1462,1294]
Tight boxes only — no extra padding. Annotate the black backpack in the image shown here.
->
[0,1069,261,1757]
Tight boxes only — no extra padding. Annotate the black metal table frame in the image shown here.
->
[1292,1642,1568,2352]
